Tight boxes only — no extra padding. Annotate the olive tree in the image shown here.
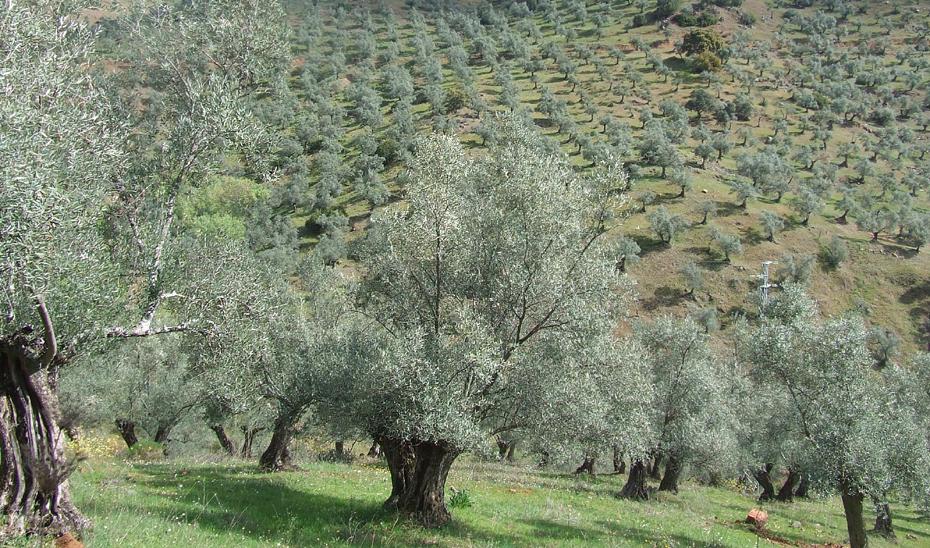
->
[0,0,288,536]
[738,287,930,548]
[626,317,739,497]
[332,117,640,526]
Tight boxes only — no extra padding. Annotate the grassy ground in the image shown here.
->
[23,457,930,547]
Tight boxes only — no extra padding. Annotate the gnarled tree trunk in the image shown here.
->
[574,455,595,475]
[334,440,349,461]
[381,437,460,526]
[379,436,415,510]
[619,459,649,500]
[258,415,295,472]
[153,424,171,445]
[649,453,663,480]
[210,424,236,456]
[873,497,894,538]
[366,441,381,458]
[753,463,776,501]
[239,426,263,459]
[0,338,88,538]
[840,482,868,548]
[658,454,682,493]
[114,419,138,449]
[776,468,800,502]
[612,446,625,474]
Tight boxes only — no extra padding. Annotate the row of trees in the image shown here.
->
[6,3,930,548]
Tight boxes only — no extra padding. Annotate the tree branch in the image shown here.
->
[34,294,57,367]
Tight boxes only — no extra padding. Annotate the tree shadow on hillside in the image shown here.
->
[682,247,729,271]
[596,520,731,548]
[105,465,537,546]
[900,280,930,349]
[712,200,744,218]
[641,286,685,310]
[630,234,667,258]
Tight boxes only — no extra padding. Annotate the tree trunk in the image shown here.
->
[115,419,138,449]
[0,339,89,537]
[619,459,649,500]
[841,483,868,548]
[210,424,236,456]
[367,441,381,458]
[612,446,625,474]
[753,463,776,501]
[380,436,416,510]
[334,440,348,460]
[240,426,263,459]
[575,456,595,475]
[649,453,663,480]
[873,498,894,538]
[153,424,171,445]
[658,455,682,493]
[496,438,510,460]
[794,474,809,497]
[258,415,295,472]
[776,468,800,502]
[383,438,460,527]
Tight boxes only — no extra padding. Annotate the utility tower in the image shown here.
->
[757,261,777,314]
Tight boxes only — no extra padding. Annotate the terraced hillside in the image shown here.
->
[237,0,930,350]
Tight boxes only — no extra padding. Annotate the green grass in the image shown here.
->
[37,458,930,546]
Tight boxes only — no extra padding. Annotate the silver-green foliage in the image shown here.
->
[339,115,649,453]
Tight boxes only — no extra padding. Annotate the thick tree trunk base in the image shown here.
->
[381,437,460,527]
[1,339,89,538]
[794,474,809,498]
[619,460,649,501]
[658,456,682,493]
[258,416,296,472]
[115,419,138,449]
[574,456,595,475]
[873,500,894,538]
[753,464,776,502]
[775,469,800,502]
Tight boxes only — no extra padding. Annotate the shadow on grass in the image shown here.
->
[641,285,685,310]
[596,520,728,547]
[106,464,550,546]
[630,233,667,258]
[115,465,389,544]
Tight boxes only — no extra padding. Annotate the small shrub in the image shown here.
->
[444,88,467,113]
[821,235,848,268]
[675,10,718,27]
[691,51,722,72]
[737,11,757,26]
[67,430,124,460]
[124,440,166,462]
[870,107,895,127]
[448,487,473,508]
[377,137,403,165]
[631,13,650,27]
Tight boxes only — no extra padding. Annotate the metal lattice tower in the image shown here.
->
[757,261,778,314]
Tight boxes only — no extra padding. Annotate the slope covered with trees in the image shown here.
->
[5,1,930,548]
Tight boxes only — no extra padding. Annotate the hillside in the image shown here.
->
[259,0,930,351]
